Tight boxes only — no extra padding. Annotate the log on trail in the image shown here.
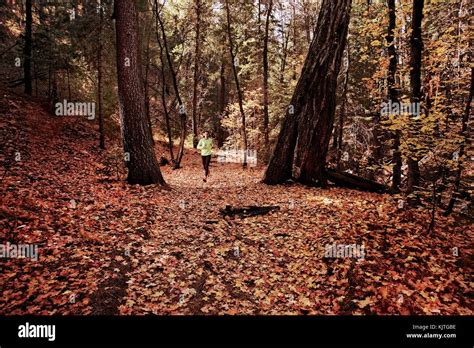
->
[326,169,388,193]
[220,205,280,218]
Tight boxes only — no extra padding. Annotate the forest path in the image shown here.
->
[119,161,472,315]
[1,90,471,315]
[120,162,378,315]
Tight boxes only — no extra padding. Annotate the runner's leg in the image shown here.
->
[201,155,207,175]
[204,155,211,177]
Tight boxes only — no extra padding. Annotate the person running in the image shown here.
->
[196,131,213,182]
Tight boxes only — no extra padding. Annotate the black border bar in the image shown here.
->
[0,315,472,346]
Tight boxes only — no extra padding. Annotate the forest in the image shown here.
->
[0,0,472,316]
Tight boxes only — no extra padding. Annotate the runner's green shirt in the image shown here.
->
[197,138,213,156]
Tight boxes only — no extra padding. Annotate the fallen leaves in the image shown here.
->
[0,90,473,316]
[355,297,373,309]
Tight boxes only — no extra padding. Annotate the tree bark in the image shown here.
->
[445,67,472,215]
[264,0,352,185]
[152,2,175,162]
[155,0,187,168]
[114,0,165,186]
[191,0,201,148]
[336,44,350,170]
[386,0,401,192]
[215,55,227,147]
[279,24,290,83]
[161,73,175,163]
[407,0,424,195]
[98,1,105,150]
[155,0,187,169]
[225,0,248,167]
[23,0,32,95]
[143,15,154,141]
[262,0,273,161]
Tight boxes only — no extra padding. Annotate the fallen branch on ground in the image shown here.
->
[220,205,280,218]
[326,169,388,193]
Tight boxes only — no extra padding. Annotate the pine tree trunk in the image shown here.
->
[155,0,187,168]
[262,0,273,161]
[144,18,154,141]
[445,67,472,215]
[191,0,201,148]
[407,0,424,195]
[114,0,166,186]
[279,27,290,83]
[225,0,248,167]
[336,44,350,170]
[387,0,401,192]
[214,56,227,147]
[264,0,352,185]
[98,2,105,150]
[153,2,175,163]
[23,0,32,95]
[159,45,175,163]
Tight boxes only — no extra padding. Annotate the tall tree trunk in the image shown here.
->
[161,70,175,163]
[191,0,201,148]
[215,56,227,147]
[144,16,154,141]
[407,0,424,195]
[155,0,187,168]
[291,2,297,51]
[264,0,352,185]
[336,44,350,170]
[225,0,248,167]
[114,0,165,186]
[445,67,472,215]
[154,7,175,163]
[258,0,262,40]
[98,1,105,150]
[303,0,312,44]
[279,25,290,83]
[262,0,273,161]
[387,0,401,192]
[23,0,32,95]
